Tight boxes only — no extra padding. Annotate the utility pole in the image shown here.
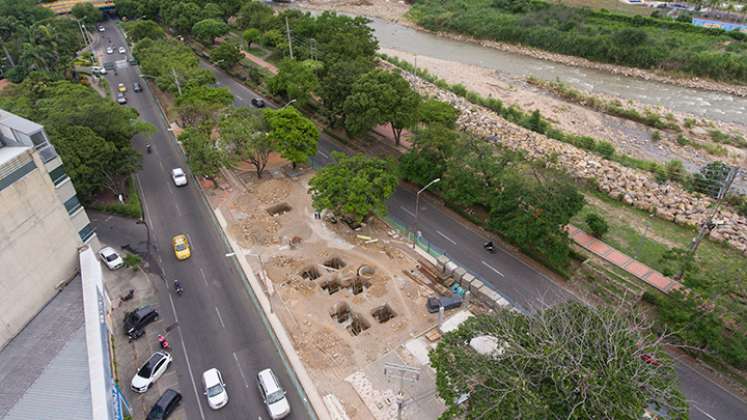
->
[677,165,738,280]
[171,67,182,96]
[285,16,294,60]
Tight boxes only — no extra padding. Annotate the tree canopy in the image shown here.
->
[268,59,321,108]
[175,85,233,126]
[431,303,688,419]
[192,18,229,45]
[133,39,215,95]
[71,3,102,25]
[122,19,165,42]
[180,127,223,179]
[211,41,242,70]
[418,98,459,128]
[309,152,399,223]
[219,106,271,178]
[264,106,319,168]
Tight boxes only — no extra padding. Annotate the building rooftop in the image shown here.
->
[0,110,43,136]
[0,277,93,420]
[0,146,30,167]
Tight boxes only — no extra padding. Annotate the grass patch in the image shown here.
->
[90,177,143,219]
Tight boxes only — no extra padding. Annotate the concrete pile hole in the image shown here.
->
[266,202,292,216]
[321,278,342,295]
[347,312,371,336]
[300,265,321,281]
[323,257,347,270]
[370,304,396,324]
[352,264,374,295]
[329,302,351,323]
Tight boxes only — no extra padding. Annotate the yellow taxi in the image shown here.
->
[172,234,191,260]
[117,82,127,93]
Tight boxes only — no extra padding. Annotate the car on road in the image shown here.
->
[171,168,187,186]
[147,389,182,420]
[123,305,159,338]
[116,93,127,104]
[133,81,143,92]
[203,368,229,409]
[98,247,124,270]
[257,368,291,419]
[172,234,191,260]
[106,46,113,54]
[117,82,127,93]
[132,351,173,393]
[251,97,266,108]
[92,66,107,76]
[118,46,126,54]
[97,25,105,32]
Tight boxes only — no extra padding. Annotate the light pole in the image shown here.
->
[281,98,297,109]
[413,178,440,248]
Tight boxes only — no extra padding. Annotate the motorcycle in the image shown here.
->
[157,334,170,350]
[483,241,496,254]
[146,144,152,154]
[127,328,144,342]
[119,289,134,303]
[174,280,183,296]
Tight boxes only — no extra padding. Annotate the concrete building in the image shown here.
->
[0,109,98,348]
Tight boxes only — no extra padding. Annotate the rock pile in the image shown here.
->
[394,67,747,255]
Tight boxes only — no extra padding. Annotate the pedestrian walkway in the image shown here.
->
[241,50,278,74]
[566,225,682,294]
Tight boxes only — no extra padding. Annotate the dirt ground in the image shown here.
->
[297,0,411,23]
[219,156,439,418]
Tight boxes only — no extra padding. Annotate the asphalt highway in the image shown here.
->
[97,20,313,420]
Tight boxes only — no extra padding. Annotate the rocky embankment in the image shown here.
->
[385,63,747,256]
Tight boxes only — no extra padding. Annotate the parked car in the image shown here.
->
[98,246,124,270]
[257,368,291,419]
[147,389,182,420]
[203,368,229,409]
[133,81,143,92]
[117,82,127,93]
[132,351,173,393]
[106,46,113,54]
[171,167,187,186]
[128,57,138,65]
[123,305,159,338]
[118,46,126,54]
[426,295,463,313]
[116,93,127,104]
[92,66,107,76]
[251,97,266,108]
[172,234,191,260]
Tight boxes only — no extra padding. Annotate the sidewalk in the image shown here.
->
[566,225,682,294]
[241,50,278,74]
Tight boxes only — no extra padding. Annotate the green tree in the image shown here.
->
[309,152,399,223]
[219,107,272,178]
[417,98,458,128]
[71,3,102,24]
[344,69,421,146]
[264,106,319,169]
[122,19,165,42]
[260,29,283,48]
[318,57,374,127]
[210,41,242,70]
[134,39,215,94]
[175,85,233,126]
[242,28,261,49]
[191,18,228,45]
[585,213,609,238]
[268,59,320,108]
[400,125,460,186]
[236,0,276,31]
[162,2,202,34]
[431,303,688,419]
[202,2,224,20]
[180,127,223,179]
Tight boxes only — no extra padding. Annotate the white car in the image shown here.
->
[257,369,290,419]
[131,351,173,393]
[98,247,124,270]
[98,26,105,32]
[119,46,126,54]
[171,168,188,186]
[106,46,113,54]
[203,368,228,409]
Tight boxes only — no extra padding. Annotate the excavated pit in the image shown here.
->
[347,312,371,336]
[329,302,351,323]
[300,266,321,281]
[323,257,347,270]
[266,202,292,216]
[321,278,341,295]
[371,304,396,324]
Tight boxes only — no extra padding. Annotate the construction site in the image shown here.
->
[209,157,505,419]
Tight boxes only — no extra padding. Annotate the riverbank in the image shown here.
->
[296,0,747,98]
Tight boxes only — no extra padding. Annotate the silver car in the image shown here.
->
[257,369,290,419]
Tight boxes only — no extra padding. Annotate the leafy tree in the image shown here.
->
[318,57,374,127]
[417,98,458,128]
[400,125,460,187]
[112,0,141,20]
[175,85,233,126]
[309,152,399,223]
[71,3,102,24]
[431,303,688,419]
[585,213,609,238]
[268,59,320,108]
[344,69,421,145]
[242,28,261,49]
[311,12,378,65]
[210,41,242,70]
[264,106,319,169]
[260,29,283,48]
[219,107,272,178]
[180,127,223,179]
[191,18,228,45]
[134,39,215,94]
[122,19,165,42]
[236,0,276,31]
[162,1,202,34]
[202,2,224,20]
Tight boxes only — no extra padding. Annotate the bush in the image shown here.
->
[585,213,609,238]
[651,131,661,142]
[594,141,615,159]
[123,253,142,270]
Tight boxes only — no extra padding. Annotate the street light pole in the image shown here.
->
[413,178,440,249]
[281,98,297,108]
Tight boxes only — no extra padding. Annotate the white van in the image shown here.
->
[256,368,290,419]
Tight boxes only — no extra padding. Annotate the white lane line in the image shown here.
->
[400,206,416,218]
[436,230,457,245]
[225,252,235,257]
[200,268,209,288]
[177,326,207,420]
[105,215,113,222]
[693,405,717,420]
[233,352,250,388]
[215,307,226,329]
[481,260,505,277]
[158,160,165,171]
[318,150,329,159]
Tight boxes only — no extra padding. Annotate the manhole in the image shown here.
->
[323,257,347,270]
[321,278,341,295]
[329,302,351,323]
[266,202,292,216]
[300,266,321,280]
[347,313,371,336]
[371,304,396,324]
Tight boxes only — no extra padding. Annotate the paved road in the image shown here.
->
[203,55,747,420]
[96,20,313,420]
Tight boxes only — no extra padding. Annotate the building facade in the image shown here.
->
[0,109,98,348]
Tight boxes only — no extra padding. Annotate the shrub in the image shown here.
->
[676,134,689,145]
[651,131,661,142]
[123,253,142,270]
[594,141,615,159]
[585,213,609,238]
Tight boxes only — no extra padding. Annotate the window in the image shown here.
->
[48,164,68,185]
[30,130,48,148]
[64,195,82,214]
[79,223,95,242]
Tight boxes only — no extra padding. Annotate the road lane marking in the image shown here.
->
[233,352,250,388]
[177,324,207,420]
[692,405,717,420]
[318,150,329,159]
[481,260,505,277]
[400,206,416,218]
[200,268,209,288]
[174,202,183,216]
[215,307,225,329]
[225,252,235,257]
[436,230,457,245]
[105,215,113,222]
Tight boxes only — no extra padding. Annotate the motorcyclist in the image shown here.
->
[174,279,183,295]
[146,143,152,153]
[484,241,495,252]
